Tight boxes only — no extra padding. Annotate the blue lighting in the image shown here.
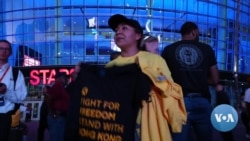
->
[0,0,249,74]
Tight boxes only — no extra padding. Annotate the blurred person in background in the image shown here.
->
[37,85,51,141]
[46,73,69,141]
[140,34,159,54]
[242,84,250,139]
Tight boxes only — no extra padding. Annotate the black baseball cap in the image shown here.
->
[108,14,143,35]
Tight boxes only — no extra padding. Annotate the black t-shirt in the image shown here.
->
[65,63,151,141]
[161,40,217,99]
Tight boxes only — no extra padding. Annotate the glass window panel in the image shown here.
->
[62,0,70,5]
[152,0,163,9]
[34,1,45,7]
[23,0,34,9]
[98,0,112,6]
[125,0,138,7]
[35,9,46,17]
[137,9,147,16]
[209,3,218,17]
[137,0,146,6]
[241,4,248,12]
[0,23,3,37]
[13,1,23,10]
[54,11,65,30]
[164,0,175,9]
[43,42,55,65]
[124,8,136,15]
[12,11,22,20]
[227,8,235,19]
[98,16,108,28]
[3,0,13,11]
[23,10,34,19]
[176,0,187,11]
[198,2,208,15]
[152,9,163,17]
[85,8,97,15]
[45,17,55,33]
[70,0,84,5]
[46,8,56,17]
[63,17,71,33]
[111,8,125,15]
[240,13,249,25]
[186,14,198,22]
[208,17,218,25]
[187,1,198,12]
[5,21,14,36]
[84,0,97,5]
[111,0,124,6]
[152,18,163,31]
[98,8,111,15]
[34,18,49,33]
[227,0,235,6]
[62,7,71,15]
[71,7,82,15]
[4,12,12,21]
[35,33,46,42]
[72,16,85,32]
[46,0,56,7]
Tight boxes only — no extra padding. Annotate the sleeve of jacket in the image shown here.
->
[137,53,187,132]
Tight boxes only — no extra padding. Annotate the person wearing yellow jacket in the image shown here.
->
[107,14,187,141]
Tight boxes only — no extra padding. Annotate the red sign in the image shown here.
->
[30,68,75,85]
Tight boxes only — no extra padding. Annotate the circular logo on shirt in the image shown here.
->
[210,104,238,132]
[175,44,202,69]
[82,87,88,96]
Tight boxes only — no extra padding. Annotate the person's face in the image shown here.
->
[0,42,11,61]
[145,41,159,54]
[114,23,141,50]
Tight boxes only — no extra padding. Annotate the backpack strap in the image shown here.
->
[12,67,19,90]
[11,67,21,114]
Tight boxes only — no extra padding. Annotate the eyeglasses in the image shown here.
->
[0,47,10,52]
[143,35,151,40]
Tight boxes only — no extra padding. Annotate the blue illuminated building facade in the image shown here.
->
[0,0,250,75]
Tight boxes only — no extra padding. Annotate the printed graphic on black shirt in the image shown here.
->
[175,44,203,69]
[76,64,150,141]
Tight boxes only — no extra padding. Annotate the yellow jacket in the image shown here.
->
[106,51,187,141]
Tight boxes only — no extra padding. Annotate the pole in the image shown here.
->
[234,0,240,109]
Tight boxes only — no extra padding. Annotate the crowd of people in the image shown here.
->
[0,13,250,141]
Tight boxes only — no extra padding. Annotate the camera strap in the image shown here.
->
[0,65,10,82]
[0,66,10,106]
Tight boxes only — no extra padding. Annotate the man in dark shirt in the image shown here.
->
[46,72,69,141]
[161,21,221,141]
[37,85,50,141]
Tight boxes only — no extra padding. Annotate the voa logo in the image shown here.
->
[214,113,235,123]
[211,104,238,132]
